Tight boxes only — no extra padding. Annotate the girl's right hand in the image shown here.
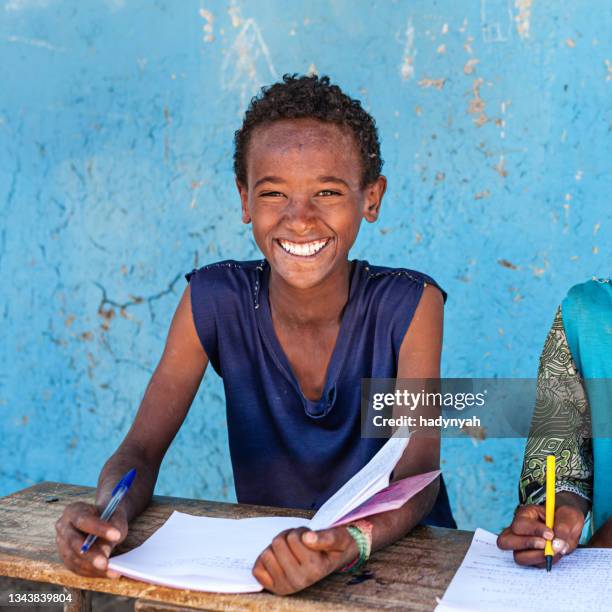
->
[55,502,128,578]
[497,503,584,567]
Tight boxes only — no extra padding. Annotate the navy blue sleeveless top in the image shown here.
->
[186,259,455,528]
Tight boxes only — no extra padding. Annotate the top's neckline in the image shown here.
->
[254,260,364,418]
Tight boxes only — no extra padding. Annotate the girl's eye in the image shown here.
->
[316,190,341,197]
[259,191,284,198]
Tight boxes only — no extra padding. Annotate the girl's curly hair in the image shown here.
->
[234,74,383,188]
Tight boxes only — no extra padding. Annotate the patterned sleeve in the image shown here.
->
[518,306,593,506]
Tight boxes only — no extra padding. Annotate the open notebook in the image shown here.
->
[109,429,438,593]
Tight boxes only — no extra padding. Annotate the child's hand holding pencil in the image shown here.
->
[496,495,586,568]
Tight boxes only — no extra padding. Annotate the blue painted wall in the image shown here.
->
[1,1,610,532]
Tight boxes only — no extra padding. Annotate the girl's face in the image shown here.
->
[237,118,386,290]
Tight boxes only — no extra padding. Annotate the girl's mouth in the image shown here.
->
[276,238,331,258]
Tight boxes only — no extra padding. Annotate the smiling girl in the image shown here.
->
[55,74,455,594]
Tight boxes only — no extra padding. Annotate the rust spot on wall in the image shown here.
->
[462,424,487,440]
[418,78,446,90]
[498,259,518,270]
[98,305,116,331]
[468,78,488,127]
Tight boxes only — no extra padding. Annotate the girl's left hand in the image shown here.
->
[252,526,358,595]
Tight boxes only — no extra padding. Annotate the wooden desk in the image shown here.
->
[0,483,471,611]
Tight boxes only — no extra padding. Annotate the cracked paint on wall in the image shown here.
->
[0,1,610,532]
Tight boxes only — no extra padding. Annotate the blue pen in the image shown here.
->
[80,468,136,554]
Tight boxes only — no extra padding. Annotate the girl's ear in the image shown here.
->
[236,180,251,224]
[362,175,387,223]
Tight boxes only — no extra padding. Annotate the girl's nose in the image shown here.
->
[284,197,317,232]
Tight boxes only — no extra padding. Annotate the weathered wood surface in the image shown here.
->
[0,483,472,611]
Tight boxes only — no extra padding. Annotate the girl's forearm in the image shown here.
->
[366,477,440,553]
[589,518,612,547]
[556,491,590,518]
[95,446,160,522]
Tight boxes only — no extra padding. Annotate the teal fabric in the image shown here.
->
[562,279,612,530]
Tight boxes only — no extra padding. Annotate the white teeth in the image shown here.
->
[278,239,328,257]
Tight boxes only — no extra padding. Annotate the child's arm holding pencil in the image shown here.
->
[55,286,208,577]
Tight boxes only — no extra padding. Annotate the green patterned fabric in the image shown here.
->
[519,307,594,507]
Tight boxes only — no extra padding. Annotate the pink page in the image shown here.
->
[331,470,441,526]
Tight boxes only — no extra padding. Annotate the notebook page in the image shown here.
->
[309,428,410,530]
[109,512,309,593]
[436,528,612,612]
[332,469,440,526]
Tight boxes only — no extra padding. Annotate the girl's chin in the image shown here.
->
[269,260,336,289]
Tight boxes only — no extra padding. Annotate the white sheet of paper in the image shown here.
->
[436,528,612,612]
[109,513,308,593]
[109,429,411,592]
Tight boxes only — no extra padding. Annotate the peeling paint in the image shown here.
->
[199,8,215,43]
[221,12,278,110]
[480,0,513,43]
[5,35,64,51]
[418,77,446,89]
[400,17,416,80]
[464,58,480,74]
[228,0,241,28]
[494,155,508,177]
[468,78,488,126]
[514,0,533,39]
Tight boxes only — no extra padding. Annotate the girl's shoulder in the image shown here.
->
[185,259,266,314]
[185,259,265,282]
[356,260,447,303]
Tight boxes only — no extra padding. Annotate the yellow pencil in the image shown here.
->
[544,455,555,572]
